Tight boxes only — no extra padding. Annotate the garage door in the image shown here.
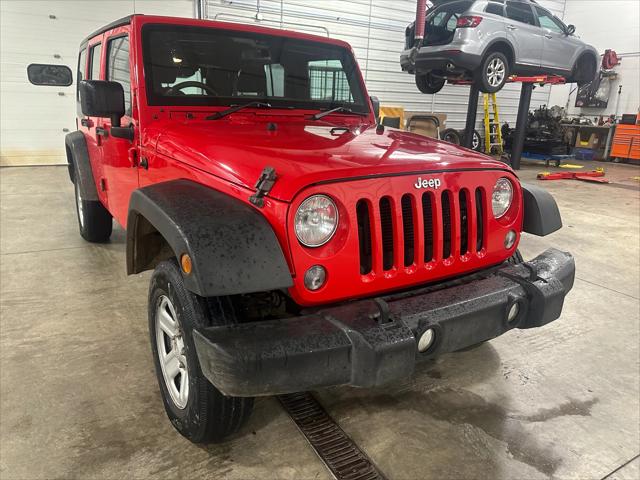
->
[0,0,194,166]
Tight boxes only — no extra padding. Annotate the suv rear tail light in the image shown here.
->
[456,16,483,28]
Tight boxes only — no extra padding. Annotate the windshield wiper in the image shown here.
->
[311,106,367,121]
[206,101,272,120]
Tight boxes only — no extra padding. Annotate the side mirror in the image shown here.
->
[79,80,125,127]
[370,96,380,122]
[565,24,575,35]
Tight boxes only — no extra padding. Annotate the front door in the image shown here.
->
[505,1,543,69]
[533,6,577,74]
[99,29,139,227]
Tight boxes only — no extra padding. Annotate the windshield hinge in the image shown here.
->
[249,166,277,207]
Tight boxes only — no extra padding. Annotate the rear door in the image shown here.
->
[504,1,543,69]
[533,5,576,73]
[79,39,109,208]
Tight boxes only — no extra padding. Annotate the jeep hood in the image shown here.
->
[154,118,511,202]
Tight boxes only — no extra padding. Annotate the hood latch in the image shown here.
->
[249,166,277,207]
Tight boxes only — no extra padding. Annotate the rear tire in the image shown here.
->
[474,51,509,93]
[74,179,112,242]
[415,72,446,94]
[149,259,254,443]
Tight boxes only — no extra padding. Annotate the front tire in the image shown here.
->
[572,56,597,86]
[149,259,254,443]
[415,72,446,94]
[474,52,509,93]
[74,179,112,242]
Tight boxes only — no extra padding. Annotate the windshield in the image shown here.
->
[142,24,369,113]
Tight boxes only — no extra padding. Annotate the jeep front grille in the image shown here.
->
[356,188,486,275]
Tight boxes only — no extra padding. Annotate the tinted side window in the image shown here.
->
[485,3,505,16]
[106,36,131,115]
[89,43,102,80]
[534,6,564,33]
[506,2,536,25]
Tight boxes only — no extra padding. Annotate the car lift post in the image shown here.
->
[458,76,565,170]
[462,85,480,150]
[509,82,534,170]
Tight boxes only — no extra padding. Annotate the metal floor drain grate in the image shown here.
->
[278,392,388,480]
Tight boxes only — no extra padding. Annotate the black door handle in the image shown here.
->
[139,157,149,170]
[80,118,92,127]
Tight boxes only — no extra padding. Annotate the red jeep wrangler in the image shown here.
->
[66,15,574,443]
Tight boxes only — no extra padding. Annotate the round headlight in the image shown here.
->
[294,195,339,247]
[492,178,513,218]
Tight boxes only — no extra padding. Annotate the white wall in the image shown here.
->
[547,0,640,117]
[0,0,194,166]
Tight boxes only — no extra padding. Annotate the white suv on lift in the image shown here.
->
[401,0,599,94]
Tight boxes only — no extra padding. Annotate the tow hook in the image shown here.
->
[249,166,277,207]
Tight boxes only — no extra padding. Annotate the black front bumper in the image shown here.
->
[194,248,575,397]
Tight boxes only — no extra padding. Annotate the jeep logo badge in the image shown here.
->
[414,177,442,189]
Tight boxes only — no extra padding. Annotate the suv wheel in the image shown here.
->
[74,179,112,242]
[465,129,482,152]
[475,52,509,93]
[415,72,446,94]
[149,259,254,443]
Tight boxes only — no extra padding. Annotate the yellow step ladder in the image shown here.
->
[483,93,503,155]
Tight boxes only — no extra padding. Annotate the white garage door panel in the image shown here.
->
[0,0,193,166]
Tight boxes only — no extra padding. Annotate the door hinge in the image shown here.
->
[249,166,277,207]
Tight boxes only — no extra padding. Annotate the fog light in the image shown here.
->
[304,265,326,291]
[504,230,517,249]
[418,328,436,353]
[507,302,520,323]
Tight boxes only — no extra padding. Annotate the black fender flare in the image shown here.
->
[126,179,293,297]
[64,131,99,201]
[521,183,562,236]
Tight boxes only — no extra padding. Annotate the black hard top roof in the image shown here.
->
[80,14,136,46]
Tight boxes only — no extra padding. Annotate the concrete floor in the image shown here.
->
[1,162,639,480]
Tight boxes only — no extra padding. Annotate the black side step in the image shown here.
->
[278,392,388,480]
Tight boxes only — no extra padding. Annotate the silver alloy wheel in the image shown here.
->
[155,295,189,409]
[486,58,506,87]
[76,184,85,229]
[472,132,480,150]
